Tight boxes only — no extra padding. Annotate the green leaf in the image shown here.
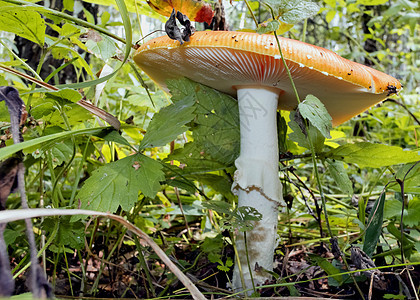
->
[356,0,389,5]
[387,222,413,259]
[203,201,262,232]
[139,89,196,150]
[363,193,385,257]
[42,217,85,249]
[288,111,325,152]
[96,128,132,147]
[264,0,319,24]
[403,198,420,227]
[84,30,117,61]
[0,8,45,45]
[50,139,74,167]
[189,174,235,200]
[30,101,55,119]
[298,95,332,139]
[165,142,227,174]
[384,197,420,227]
[164,78,240,166]
[78,153,164,213]
[327,159,353,195]
[308,254,343,285]
[45,88,82,104]
[327,142,420,168]
[0,127,106,160]
[277,113,288,154]
[257,19,280,34]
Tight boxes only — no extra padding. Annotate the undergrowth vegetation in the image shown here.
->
[0,0,419,298]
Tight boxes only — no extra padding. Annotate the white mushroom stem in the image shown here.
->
[232,87,284,292]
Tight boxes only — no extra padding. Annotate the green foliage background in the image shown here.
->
[0,0,419,297]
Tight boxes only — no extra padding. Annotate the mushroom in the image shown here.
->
[133,31,401,291]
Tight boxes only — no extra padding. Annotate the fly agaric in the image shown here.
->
[133,31,401,291]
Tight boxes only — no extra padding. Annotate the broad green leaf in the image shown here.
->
[363,193,385,257]
[389,163,420,193]
[327,159,353,195]
[78,153,164,213]
[30,101,55,119]
[0,8,45,45]
[327,142,420,168]
[384,197,420,227]
[264,0,319,24]
[288,111,325,152]
[165,142,227,174]
[51,139,74,166]
[84,30,117,61]
[48,103,92,128]
[42,217,85,249]
[139,93,195,150]
[298,95,332,139]
[45,88,82,104]
[165,78,240,166]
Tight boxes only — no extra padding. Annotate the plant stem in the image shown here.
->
[244,0,259,27]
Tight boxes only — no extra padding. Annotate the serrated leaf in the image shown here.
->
[264,0,319,24]
[327,159,353,195]
[363,193,385,257]
[77,153,164,213]
[0,8,45,45]
[167,78,240,165]
[298,95,332,139]
[140,87,195,149]
[328,142,420,168]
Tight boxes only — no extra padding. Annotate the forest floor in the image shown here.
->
[14,231,420,300]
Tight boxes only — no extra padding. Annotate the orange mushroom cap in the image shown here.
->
[134,31,401,126]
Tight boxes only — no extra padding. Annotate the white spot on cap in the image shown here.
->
[274,55,281,59]
[321,71,329,76]
[337,77,343,80]
[298,63,305,68]
[308,66,313,70]
[264,45,269,49]
[306,55,312,59]
[146,45,150,49]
